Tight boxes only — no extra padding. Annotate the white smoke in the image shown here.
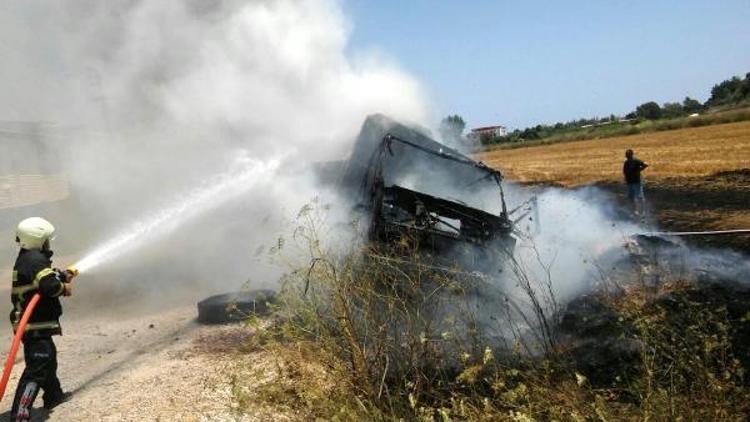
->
[510,187,642,303]
[6,1,739,321]
[0,0,430,308]
[73,154,283,273]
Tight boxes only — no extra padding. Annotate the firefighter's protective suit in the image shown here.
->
[9,218,71,420]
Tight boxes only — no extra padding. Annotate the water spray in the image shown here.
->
[74,154,281,273]
[1,154,281,402]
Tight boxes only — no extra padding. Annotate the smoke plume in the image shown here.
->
[0,0,429,309]
[3,1,745,323]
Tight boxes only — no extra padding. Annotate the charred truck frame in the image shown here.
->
[340,115,525,274]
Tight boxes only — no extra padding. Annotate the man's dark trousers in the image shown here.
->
[10,336,63,420]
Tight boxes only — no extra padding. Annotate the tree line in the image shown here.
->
[443,72,750,146]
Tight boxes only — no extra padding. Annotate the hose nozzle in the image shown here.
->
[65,265,79,278]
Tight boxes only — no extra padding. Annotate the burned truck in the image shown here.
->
[197,116,525,324]
[338,114,520,274]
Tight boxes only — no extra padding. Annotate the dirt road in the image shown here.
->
[0,282,250,421]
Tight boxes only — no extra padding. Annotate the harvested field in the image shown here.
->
[477,121,750,253]
[477,121,750,186]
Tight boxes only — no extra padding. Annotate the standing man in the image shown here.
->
[623,149,649,216]
[10,217,75,421]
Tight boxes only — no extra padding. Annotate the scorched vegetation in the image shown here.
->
[228,206,750,421]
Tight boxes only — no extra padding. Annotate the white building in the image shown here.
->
[468,125,507,141]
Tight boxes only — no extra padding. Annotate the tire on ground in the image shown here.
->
[196,289,277,324]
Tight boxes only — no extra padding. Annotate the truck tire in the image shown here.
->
[196,289,277,324]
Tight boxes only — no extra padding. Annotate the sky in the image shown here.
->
[343,0,750,129]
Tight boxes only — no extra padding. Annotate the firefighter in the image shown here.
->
[9,217,74,420]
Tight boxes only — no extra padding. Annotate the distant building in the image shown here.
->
[0,121,70,210]
[468,125,507,141]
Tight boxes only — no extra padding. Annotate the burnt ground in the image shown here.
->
[594,169,750,254]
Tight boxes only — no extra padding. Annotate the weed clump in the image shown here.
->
[232,207,750,420]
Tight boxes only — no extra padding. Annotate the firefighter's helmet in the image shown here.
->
[16,217,56,250]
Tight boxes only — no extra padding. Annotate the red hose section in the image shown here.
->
[0,293,41,401]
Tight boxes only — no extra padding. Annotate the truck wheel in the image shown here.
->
[196,289,277,324]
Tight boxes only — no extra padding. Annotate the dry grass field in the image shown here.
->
[477,121,750,252]
[477,120,750,186]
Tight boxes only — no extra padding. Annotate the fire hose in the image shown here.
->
[0,266,78,402]
[0,293,40,401]
[640,229,750,237]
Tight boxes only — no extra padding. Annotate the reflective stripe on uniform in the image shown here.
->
[11,284,37,295]
[11,267,59,326]
[12,320,60,332]
[10,270,24,324]
[33,267,56,285]
[11,267,55,295]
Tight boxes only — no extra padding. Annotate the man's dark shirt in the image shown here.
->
[623,158,647,184]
